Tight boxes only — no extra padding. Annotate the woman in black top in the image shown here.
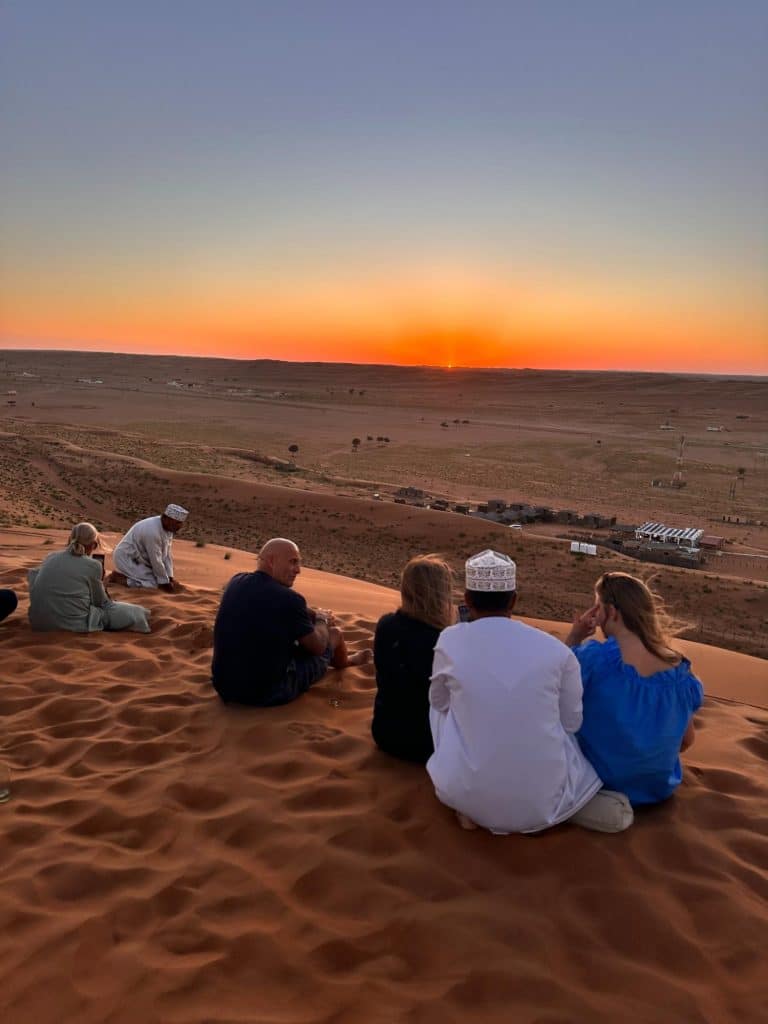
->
[372,554,455,763]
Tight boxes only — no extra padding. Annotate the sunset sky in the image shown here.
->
[1,1,766,373]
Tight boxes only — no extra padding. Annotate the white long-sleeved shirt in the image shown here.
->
[427,617,601,833]
[112,515,174,587]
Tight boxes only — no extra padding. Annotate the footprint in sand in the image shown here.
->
[739,734,768,760]
[287,721,342,743]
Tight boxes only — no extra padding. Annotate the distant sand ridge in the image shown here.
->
[1,531,767,1023]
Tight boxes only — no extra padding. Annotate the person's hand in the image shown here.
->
[160,580,179,594]
[565,604,600,647]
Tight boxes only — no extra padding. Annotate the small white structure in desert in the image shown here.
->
[570,541,597,555]
[635,521,703,550]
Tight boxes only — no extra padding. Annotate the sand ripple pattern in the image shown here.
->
[1,575,767,1023]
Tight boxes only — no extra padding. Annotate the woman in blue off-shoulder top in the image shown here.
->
[566,572,703,806]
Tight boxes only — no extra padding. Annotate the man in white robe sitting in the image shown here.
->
[427,549,633,835]
[110,504,188,592]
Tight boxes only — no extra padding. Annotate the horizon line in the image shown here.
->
[2,346,767,381]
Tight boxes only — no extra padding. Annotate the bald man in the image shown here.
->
[211,538,370,706]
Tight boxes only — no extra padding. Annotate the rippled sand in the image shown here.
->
[1,534,766,1023]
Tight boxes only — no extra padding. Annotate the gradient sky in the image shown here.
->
[1,1,766,372]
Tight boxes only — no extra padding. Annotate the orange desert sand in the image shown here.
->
[1,530,767,1024]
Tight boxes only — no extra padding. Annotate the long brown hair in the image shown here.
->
[400,554,455,631]
[596,572,682,665]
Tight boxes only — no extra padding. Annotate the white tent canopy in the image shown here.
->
[635,521,703,548]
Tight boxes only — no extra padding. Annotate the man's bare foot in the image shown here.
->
[456,812,479,831]
[108,571,128,585]
[347,648,372,667]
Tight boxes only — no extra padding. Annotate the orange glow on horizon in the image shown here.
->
[2,263,766,373]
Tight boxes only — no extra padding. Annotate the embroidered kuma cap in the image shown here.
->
[465,549,516,592]
[164,503,189,522]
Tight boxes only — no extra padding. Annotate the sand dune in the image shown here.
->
[1,531,767,1023]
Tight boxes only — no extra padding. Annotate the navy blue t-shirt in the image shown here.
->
[211,571,315,703]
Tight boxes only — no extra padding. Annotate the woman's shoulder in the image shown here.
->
[603,639,703,704]
[627,656,704,713]
[377,610,439,637]
[375,610,404,641]
[39,549,74,571]
[574,637,617,670]
[375,610,399,630]
[664,657,704,707]
[81,554,102,576]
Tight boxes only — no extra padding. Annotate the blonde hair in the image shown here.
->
[596,572,682,665]
[67,522,100,557]
[400,554,455,631]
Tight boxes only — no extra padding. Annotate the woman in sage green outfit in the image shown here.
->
[28,523,151,634]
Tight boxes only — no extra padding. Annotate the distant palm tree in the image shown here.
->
[352,437,361,452]
[288,444,299,462]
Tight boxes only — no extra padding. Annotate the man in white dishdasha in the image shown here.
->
[427,549,633,835]
[110,504,188,592]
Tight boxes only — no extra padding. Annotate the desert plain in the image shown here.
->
[2,350,767,656]
[1,349,767,1023]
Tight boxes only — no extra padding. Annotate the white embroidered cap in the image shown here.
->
[465,549,516,592]
[164,503,189,522]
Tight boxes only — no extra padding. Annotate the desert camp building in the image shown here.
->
[394,486,427,501]
[635,522,703,550]
[699,534,726,551]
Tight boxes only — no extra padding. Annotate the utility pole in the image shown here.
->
[671,434,686,488]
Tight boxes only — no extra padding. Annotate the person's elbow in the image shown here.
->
[299,628,327,657]
[429,677,451,712]
[560,693,584,733]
